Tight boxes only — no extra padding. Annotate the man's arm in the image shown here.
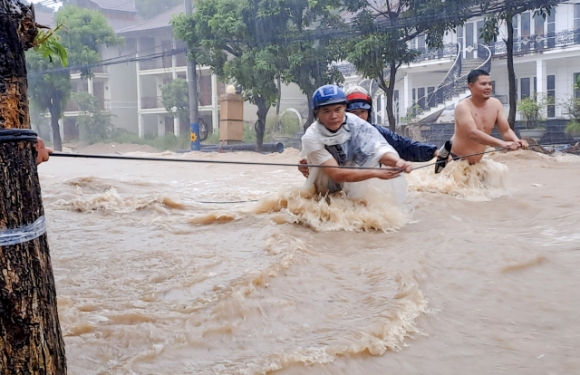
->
[455,103,513,148]
[372,125,437,162]
[319,156,403,182]
[495,102,529,148]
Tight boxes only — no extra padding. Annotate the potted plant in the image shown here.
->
[517,94,547,141]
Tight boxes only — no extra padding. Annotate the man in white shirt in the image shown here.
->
[300,84,413,197]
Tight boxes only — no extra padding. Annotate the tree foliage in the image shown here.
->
[344,0,475,130]
[72,92,114,144]
[27,5,121,150]
[278,0,345,129]
[173,0,286,151]
[480,0,560,129]
[161,78,190,125]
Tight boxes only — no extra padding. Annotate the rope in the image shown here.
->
[50,147,506,171]
[50,152,399,171]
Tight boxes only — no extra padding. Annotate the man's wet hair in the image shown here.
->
[467,69,490,84]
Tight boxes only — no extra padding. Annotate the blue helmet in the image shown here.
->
[312,85,347,109]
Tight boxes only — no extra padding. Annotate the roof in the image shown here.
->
[87,0,137,13]
[117,4,184,34]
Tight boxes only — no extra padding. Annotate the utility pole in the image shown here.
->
[0,1,67,373]
[184,0,201,150]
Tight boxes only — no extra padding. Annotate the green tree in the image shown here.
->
[27,5,121,150]
[344,0,475,130]
[72,92,114,144]
[161,78,189,128]
[480,0,560,129]
[135,0,181,19]
[172,0,284,151]
[279,0,345,129]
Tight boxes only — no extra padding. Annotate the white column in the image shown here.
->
[157,115,165,137]
[59,118,64,141]
[88,77,94,95]
[403,73,410,118]
[136,38,143,138]
[211,72,219,133]
[174,117,180,136]
[138,114,144,138]
[536,59,547,117]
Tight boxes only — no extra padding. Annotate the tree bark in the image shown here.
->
[254,95,269,152]
[506,17,517,130]
[0,1,67,374]
[48,103,62,151]
[385,62,398,132]
[304,93,314,131]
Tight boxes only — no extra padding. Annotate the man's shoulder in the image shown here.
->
[486,97,503,108]
[455,99,470,111]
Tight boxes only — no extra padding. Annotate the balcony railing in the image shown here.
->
[140,57,172,71]
[141,96,164,110]
[65,97,110,112]
[492,28,580,56]
[412,43,459,62]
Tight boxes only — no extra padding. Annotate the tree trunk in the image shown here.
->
[304,93,314,131]
[254,96,269,152]
[0,2,67,374]
[48,103,62,151]
[383,63,398,132]
[506,18,517,130]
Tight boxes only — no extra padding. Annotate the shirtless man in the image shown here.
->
[438,69,528,169]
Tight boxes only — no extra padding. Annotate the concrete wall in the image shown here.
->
[102,39,139,133]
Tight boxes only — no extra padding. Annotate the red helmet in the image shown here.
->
[345,86,372,111]
[345,86,371,103]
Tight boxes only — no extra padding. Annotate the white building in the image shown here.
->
[338,1,580,129]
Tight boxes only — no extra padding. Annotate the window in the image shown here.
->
[534,13,545,50]
[521,12,531,52]
[418,87,426,110]
[547,10,555,48]
[427,86,435,108]
[457,25,464,51]
[575,4,580,44]
[513,15,520,52]
[412,88,416,106]
[547,75,555,118]
[521,77,531,99]
[491,80,496,95]
[417,34,426,54]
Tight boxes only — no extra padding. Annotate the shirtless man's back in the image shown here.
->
[442,69,527,165]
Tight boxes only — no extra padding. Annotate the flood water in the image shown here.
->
[38,148,580,375]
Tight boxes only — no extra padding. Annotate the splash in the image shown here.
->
[253,186,410,232]
[552,152,580,163]
[49,187,186,213]
[407,157,509,201]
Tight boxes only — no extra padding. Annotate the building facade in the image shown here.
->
[337,1,580,129]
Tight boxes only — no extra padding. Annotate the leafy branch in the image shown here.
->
[32,22,68,67]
